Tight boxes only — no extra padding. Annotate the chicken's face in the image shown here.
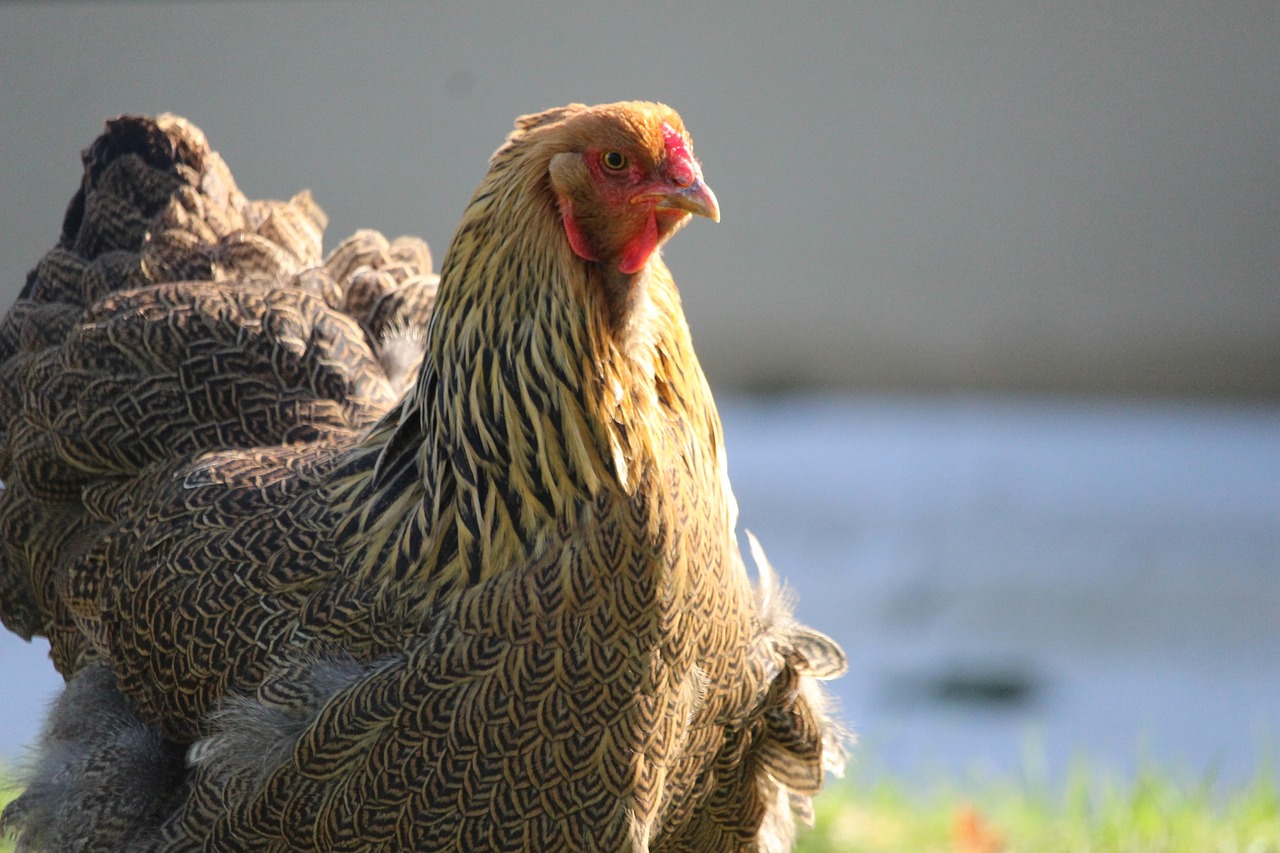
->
[548,110,719,276]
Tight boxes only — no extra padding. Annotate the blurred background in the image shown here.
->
[0,1,1277,791]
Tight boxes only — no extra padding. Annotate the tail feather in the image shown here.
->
[0,114,436,675]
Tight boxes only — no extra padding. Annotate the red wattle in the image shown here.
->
[617,212,659,275]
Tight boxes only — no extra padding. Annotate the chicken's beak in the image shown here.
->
[652,179,721,223]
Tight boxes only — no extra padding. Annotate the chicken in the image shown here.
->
[0,102,847,852]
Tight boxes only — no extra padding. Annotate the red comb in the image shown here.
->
[660,122,697,187]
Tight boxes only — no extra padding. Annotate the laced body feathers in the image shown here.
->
[0,104,847,852]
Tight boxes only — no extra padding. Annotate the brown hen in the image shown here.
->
[0,102,847,852]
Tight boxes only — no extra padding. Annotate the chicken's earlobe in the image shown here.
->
[558,197,600,264]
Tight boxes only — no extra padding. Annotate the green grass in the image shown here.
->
[1,759,1277,852]
[796,758,1280,852]
[0,773,15,853]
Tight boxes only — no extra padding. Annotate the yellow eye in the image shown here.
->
[601,151,628,171]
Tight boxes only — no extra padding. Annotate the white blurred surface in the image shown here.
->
[3,395,1278,785]
[724,395,1280,783]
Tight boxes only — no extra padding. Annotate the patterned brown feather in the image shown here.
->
[0,104,847,852]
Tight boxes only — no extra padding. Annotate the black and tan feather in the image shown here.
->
[0,105,847,852]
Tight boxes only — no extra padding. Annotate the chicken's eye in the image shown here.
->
[601,151,628,171]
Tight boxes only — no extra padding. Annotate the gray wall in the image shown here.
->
[2,2,1276,396]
